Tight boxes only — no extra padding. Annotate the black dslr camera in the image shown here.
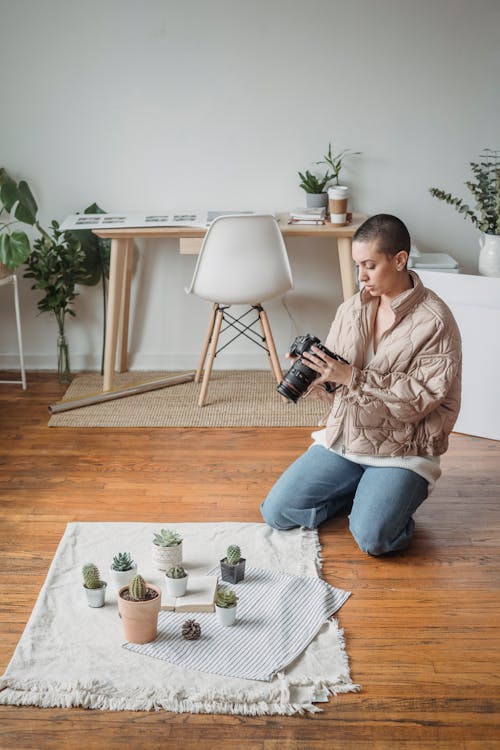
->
[276,334,348,403]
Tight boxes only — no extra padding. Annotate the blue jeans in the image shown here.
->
[260,444,429,556]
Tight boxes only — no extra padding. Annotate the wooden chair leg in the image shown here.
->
[198,307,223,407]
[258,307,283,383]
[195,303,218,383]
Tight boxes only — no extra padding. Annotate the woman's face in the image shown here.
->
[352,240,408,299]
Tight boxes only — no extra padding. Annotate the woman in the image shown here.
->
[261,214,462,555]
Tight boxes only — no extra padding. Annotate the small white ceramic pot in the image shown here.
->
[152,541,182,571]
[109,562,138,590]
[165,574,188,597]
[84,582,107,608]
[215,604,237,626]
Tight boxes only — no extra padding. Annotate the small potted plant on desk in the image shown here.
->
[298,142,360,209]
[220,544,246,584]
[165,565,188,597]
[215,587,239,627]
[118,574,161,644]
[152,528,183,571]
[82,563,107,608]
[109,551,137,590]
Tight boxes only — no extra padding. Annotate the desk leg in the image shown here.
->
[337,237,357,300]
[103,238,127,392]
[117,240,134,373]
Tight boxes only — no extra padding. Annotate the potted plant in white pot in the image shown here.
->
[109,551,137,590]
[214,587,238,627]
[429,148,500,277]
[117,574,161,644]
[82,563,107,608]
[220,544,246,584]
[165,565,188,597]
[298,142,360,209]
[152,528,183,571]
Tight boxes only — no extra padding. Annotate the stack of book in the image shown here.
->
[288,207,326,225]
[408,246,459,273]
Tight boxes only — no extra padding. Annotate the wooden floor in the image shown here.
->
[1,373,499,750]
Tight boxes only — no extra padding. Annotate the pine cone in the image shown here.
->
[182,619,201,640]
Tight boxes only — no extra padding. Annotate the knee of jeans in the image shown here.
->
[349,519,388,557]
[260,500,296,530]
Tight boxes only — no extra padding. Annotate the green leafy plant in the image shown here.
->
[215,587,238,609]
[66,203,111,373]
[225,545,242,565]
[0,167,46,270]
[298,142,360,194]
[429,149,500,235]
[24,221,90,382]
[316,142,361,186]
[166,565,187,579]
[111,552,134,572]
[82,563,103,589]
[129,574,147,601]
[153,529,182,547]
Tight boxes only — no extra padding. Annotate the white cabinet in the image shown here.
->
[418,270,500,441]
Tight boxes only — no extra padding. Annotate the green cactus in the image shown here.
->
[129,574,147,601]
[215,587,238,609]
[111,552,134,571]
[82,563,102,589]
[166,566,187,579]
[153,528,182,547]
[226,545,241,565]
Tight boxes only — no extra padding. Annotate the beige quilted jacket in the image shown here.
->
[313,271,462,457]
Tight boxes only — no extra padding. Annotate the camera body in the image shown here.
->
[276,334,347,403]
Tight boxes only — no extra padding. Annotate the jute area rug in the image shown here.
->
[0,522,358,715]
[48,370,328,428]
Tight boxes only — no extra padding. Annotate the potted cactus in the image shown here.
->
[117,574,161,644]
[214,587,238,627]
[164,565,188,597]
[152,528,183,571]
[109,551,137,590]
[220,544,246,584]
[82,563,107,608]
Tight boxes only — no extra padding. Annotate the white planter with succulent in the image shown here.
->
[82,563,107,608]
[214,587,238,627]
[109,551,137,590]
[164,565,188,597]
[152,528,183,571]
[430,148,500,277]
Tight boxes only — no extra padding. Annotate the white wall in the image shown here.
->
[1,0,499,371]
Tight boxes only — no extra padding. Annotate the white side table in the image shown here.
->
[0,271,27,389]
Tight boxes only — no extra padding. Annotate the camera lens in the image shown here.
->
[276,361,317,403]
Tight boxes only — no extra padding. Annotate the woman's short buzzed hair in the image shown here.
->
[353,214,411,257]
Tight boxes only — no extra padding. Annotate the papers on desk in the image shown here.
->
[58,210,260,232]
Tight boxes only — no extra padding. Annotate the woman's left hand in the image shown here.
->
[302,346,353,387]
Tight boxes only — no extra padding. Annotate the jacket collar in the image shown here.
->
[357,270,425,322]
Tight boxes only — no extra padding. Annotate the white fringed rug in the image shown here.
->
[0,522,359,715]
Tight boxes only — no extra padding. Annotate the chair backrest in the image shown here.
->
[186,214,293,304]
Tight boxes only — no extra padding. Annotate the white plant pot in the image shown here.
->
[478,233,500,277]
[165,575,188,597]
[152,541,182,571]
[84,582,107,608]
[109,562,138,590]
[215,604,237,626]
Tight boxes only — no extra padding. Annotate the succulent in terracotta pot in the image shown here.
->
[118,574,161,644]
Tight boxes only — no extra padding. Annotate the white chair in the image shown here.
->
[0,270,27,389]
[186,214,293,406]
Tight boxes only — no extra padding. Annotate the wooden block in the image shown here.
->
[180,238,203,255]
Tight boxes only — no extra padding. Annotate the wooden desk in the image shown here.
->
[94,212,365,392]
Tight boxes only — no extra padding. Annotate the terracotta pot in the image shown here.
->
[117,584,162,643]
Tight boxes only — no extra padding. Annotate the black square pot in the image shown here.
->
[220,557,246,584]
